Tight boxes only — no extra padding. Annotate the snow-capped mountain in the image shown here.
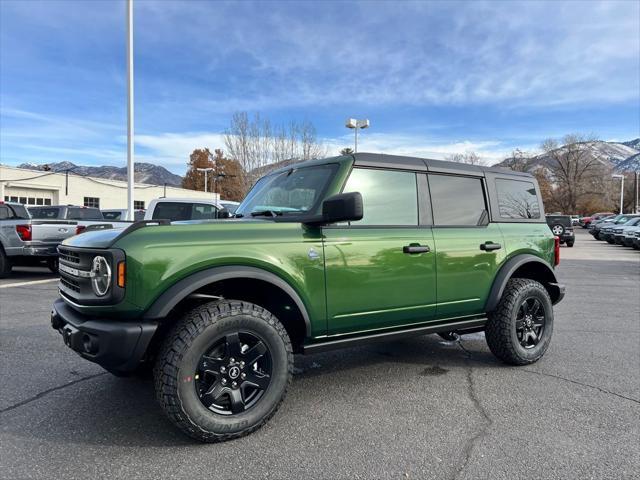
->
[16,161,183,186]
[495,139,640,173]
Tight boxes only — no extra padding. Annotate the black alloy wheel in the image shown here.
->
[515,297,546,349]
[196,331,272,415]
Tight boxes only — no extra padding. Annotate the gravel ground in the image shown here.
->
[1,229,638,480]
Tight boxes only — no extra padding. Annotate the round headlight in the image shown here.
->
[91,256,111,297]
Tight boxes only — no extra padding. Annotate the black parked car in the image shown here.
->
[546,215,575,247]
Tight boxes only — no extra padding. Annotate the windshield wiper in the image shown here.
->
[250,210,283,218]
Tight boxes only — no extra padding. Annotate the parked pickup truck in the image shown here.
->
[28,205,131,232]
[0,201,79,277]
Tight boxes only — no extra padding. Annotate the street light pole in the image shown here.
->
[196,167,214,193]
[612,174,624,214]
[345,118,370,153]
[126,0,135,221]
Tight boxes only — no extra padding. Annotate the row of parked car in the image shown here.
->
[587,213,640,249]
[0,197,239,277]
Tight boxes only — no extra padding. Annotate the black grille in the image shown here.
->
[58,248,80,265]
[60,276,80,293]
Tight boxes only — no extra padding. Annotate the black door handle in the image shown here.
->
[480,242,502,251]
[403,244,431,254]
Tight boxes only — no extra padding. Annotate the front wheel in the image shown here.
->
[485,278,554,365]
[153,300,293,442]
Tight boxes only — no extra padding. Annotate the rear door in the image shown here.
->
[323,167,437,335]
[428,174,506,318]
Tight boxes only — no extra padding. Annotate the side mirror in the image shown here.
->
[320,192,363,224]
[217,208,231,219]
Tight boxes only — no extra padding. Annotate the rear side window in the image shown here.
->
[0,206,10,220]
[495,179,541,219]
[152,202,192,221]
[429,175,486,226]
[343,168,418,226]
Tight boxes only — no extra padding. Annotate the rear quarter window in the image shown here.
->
[495,179,541,219]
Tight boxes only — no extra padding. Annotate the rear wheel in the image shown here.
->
[485,278,553,365]
[154,300,293,442]
[0,249,12,278]
[566,241,574,247]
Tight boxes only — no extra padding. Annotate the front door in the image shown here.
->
[323,167,436,335]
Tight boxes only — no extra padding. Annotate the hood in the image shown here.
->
[63,227,126,249]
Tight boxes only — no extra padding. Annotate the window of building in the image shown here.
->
[36,198,44,205]
[134,200,145,210]
[429,175,486,226]
[495,179,541,219]
[84,197,100,208]
[9,196,18,202]
[44,199,52,206]
[343,168,418,226]
[19,197,27,205]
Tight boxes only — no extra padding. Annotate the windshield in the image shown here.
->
[235,164,337,218]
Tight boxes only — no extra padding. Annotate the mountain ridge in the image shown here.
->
[16,161,183,186]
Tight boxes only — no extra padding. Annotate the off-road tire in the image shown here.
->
[485,278,553,366]
[566,241,574,247]
[0,248,12,278]
[153,300,293,443]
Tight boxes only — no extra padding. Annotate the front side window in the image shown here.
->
[429,175,486,226]
[192,203,219,220]
[343,168,418,226]
[496,179,540,219]
[235,164,337,218]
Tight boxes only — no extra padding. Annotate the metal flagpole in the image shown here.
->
[126,0,135,220]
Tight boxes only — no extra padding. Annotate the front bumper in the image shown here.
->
[51,298,157,372]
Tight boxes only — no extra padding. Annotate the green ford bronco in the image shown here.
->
[51,153,564,442]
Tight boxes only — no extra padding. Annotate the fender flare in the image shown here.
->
[484,254,561,312]
[142,265,311,336]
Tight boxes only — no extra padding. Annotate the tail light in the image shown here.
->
[554,236,560,266]
[75,225,86,235]
[16,224,32,241]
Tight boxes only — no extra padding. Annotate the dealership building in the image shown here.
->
[0,165,215,210]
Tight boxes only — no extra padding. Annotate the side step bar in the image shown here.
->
[303,317,487,354]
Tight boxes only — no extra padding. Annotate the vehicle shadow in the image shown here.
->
[3,334,500,448]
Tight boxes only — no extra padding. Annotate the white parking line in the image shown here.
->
[0,278,59,289]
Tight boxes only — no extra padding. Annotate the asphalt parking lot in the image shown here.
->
[1,228,638,480]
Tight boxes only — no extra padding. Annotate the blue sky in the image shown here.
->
[1,0,638,173]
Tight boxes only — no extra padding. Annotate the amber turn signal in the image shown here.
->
[117,261,126,288]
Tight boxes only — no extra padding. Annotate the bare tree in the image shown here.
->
[541,134,609,213]
[446,151,483,165]
[224,112,327,192]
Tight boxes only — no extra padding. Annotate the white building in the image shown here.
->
[0,165,216,209]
